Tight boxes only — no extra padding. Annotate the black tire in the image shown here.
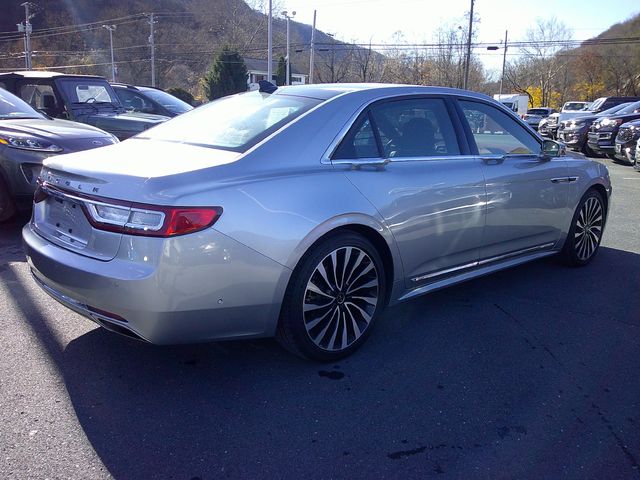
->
[606,153,617,160]
[559,189,605,267]
[276,232,386,361]
[0,176,16,223]
[580,143,599,158]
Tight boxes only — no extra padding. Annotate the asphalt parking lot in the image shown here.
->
[1,158,639,480]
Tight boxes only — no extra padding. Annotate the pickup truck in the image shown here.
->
[0,71,169,140]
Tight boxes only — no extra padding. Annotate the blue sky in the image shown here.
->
[282,0,640,73]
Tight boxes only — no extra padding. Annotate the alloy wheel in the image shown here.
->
[302,246,379,352]
[574,196,603,261]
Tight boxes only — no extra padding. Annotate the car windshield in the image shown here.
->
[595,103,632,117]
[138,91,322,152]
[57,78,121,105]
[527,109,550,115]
[140,88,193,114]
[616,101,640,115]
[563,102,588,110]
[0,87,44,120]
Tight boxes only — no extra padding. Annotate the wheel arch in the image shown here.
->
[283,214,403,307]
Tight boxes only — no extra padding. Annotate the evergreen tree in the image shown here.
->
[167,87,195,105]
[202,47,248,100]
[275,56,286,86]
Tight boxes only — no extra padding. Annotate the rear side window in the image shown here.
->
[460,100,540,155]
[18,83,57,110]
[333,115,379,159]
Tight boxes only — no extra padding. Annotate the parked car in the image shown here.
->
[0,87,118,222]
[523,107,556,130]
[111,83,193,118]
[541,96,640,139]
[557,102,635,156]
[635,138,640,172]
[614,118,640,165]
[0,71,169,141]
[587,101,640,158]
[23,84,611,361]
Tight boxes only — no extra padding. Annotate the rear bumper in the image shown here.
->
[23,223,291,344]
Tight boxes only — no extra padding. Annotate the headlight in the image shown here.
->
[0,135,63,152]
[600,118,622,127]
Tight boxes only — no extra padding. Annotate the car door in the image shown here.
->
[331,96,487,288]
[457,99,569,261]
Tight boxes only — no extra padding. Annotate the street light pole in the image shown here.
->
[103,24,117,82]
[499,30,508,95]
[267,0,273,82]
[309,10,316,84]
[282,11,296,85]
[463,0,474,90]
[18,2,36,70]
[148,13,157,87]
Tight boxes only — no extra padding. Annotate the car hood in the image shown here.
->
[41,139,242,201]
[0,118,113,140]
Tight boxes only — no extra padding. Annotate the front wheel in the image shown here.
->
[277,232,386,361]
[560,189,606,267]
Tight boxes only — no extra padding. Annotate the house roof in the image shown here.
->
[243,58,306,76]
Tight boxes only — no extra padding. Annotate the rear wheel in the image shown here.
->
[0,177,16,223]
[560,189,605,267]
[277,232,386,361]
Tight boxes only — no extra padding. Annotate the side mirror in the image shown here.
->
[542,139,566,158]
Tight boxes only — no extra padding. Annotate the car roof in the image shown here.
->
[273,83,494,102]
[0,70,106,80]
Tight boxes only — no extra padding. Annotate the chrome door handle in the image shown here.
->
[481,156,505,165]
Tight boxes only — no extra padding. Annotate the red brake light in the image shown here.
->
[163,208,222,237]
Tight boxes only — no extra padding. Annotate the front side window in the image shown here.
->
[138,91,322,152]
[460,100,540,155]
[116,88,154,113]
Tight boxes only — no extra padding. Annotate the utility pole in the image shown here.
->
[267,0,273,82]
[283,11,296,85]
[463,0,474,90]
[148,13,157,87]
[103,24,117,82]
[18,2,36,70]
[499,30,508,96]
[309,10,316,84]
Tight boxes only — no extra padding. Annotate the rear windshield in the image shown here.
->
[138,91,322,152]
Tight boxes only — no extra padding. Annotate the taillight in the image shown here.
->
[36,183,222,237]
[86,203,222,237]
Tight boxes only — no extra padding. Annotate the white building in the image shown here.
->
[244,58,308,88]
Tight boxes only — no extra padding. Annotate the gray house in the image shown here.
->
[244,58,308,87]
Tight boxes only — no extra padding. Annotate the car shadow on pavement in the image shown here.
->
[8,245,640,479]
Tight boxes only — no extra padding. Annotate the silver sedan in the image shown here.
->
[23,84,611,361]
